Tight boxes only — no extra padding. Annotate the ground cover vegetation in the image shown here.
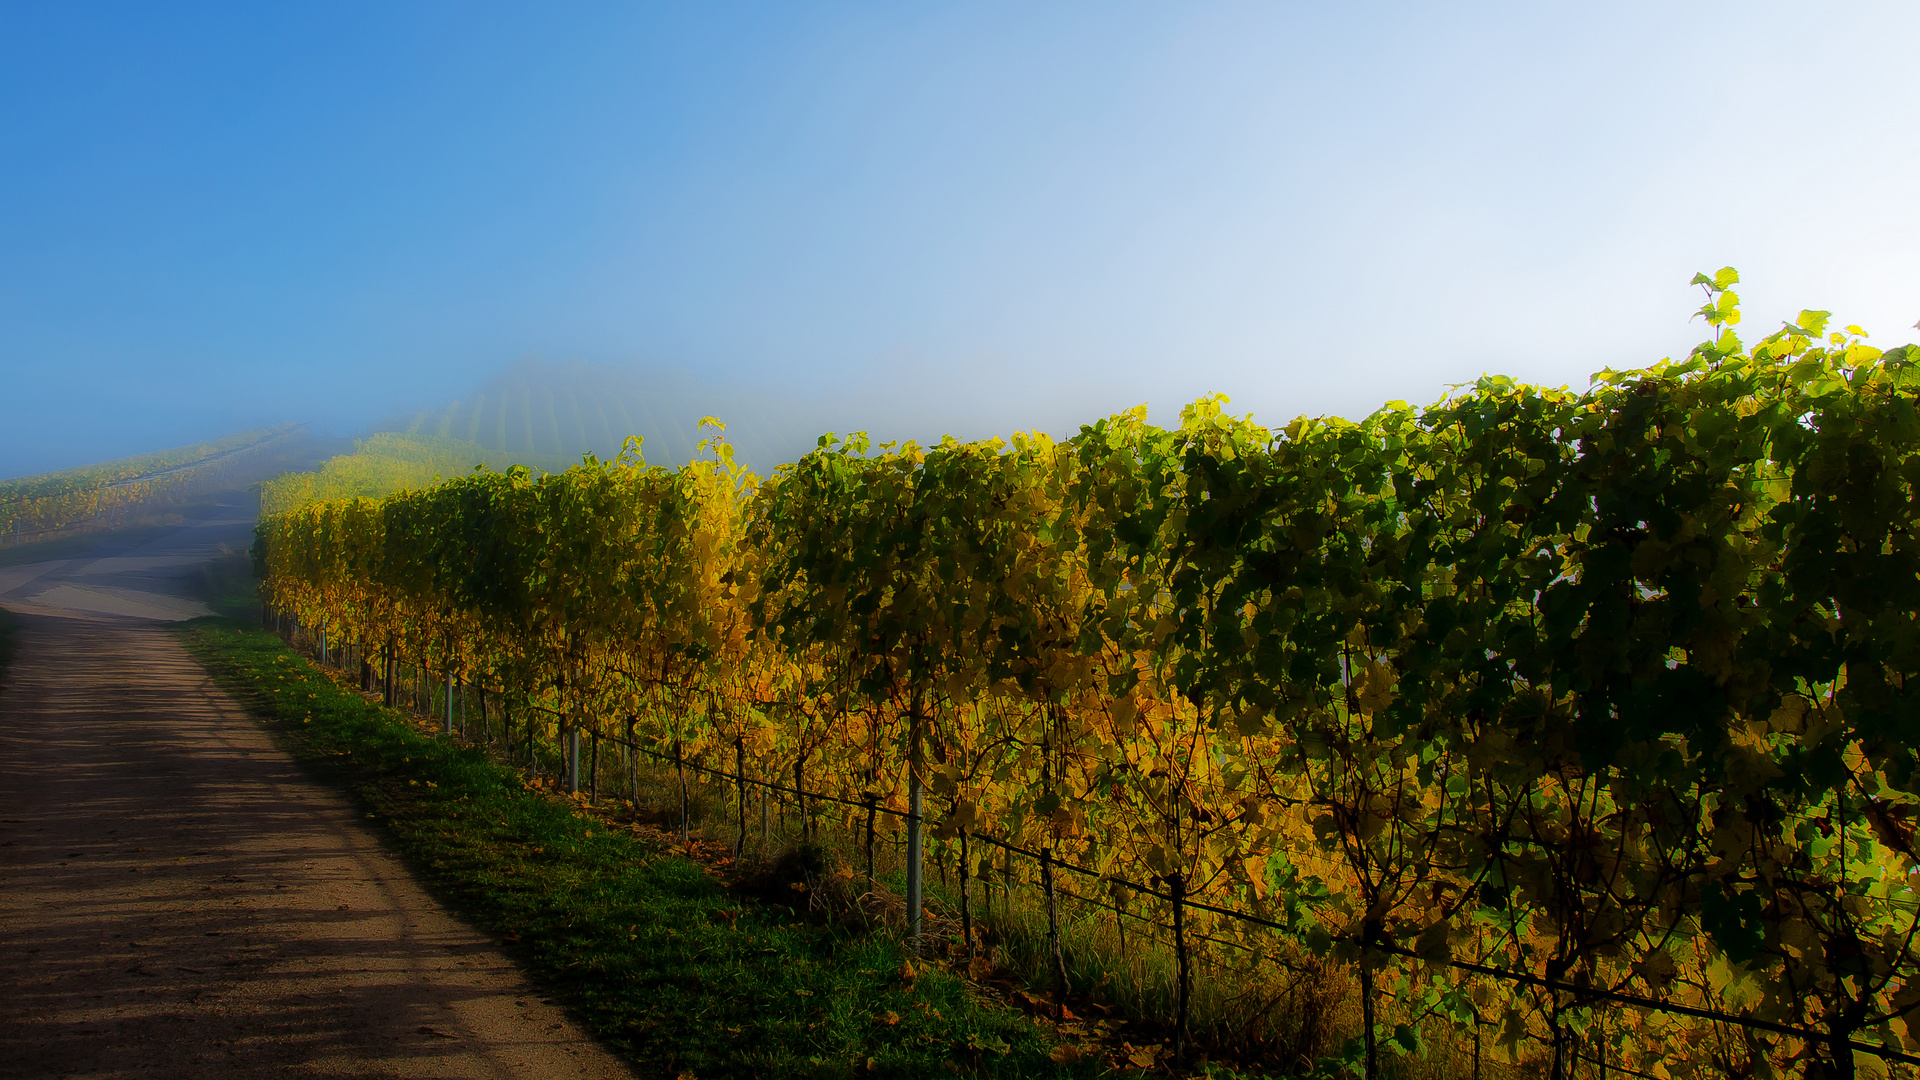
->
[179,618,1101,1080]
[0,424,304,543]
[253,271,1920,1079]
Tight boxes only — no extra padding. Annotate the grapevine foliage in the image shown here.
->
[258,278,1920,1075]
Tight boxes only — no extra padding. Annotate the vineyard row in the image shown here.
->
[257,276,1920,1079]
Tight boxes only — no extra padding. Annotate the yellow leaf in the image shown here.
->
[1357,661,1395,715]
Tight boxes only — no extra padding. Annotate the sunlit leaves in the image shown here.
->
[256,271,1920,1075]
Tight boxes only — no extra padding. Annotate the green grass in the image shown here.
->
[178,618,1106,1080]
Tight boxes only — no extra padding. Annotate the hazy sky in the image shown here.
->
[3,1,1917,476]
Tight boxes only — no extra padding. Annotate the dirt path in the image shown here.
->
[0,528,639,1078]
[0,492,257,622]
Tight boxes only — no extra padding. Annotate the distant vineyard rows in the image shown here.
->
[257,273,1920,1078]
[0,424,301,538]
[257,432,576,518]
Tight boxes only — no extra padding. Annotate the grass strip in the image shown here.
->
[178,618,1104,1080]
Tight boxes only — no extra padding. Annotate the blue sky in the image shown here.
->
[3,1,1917,476]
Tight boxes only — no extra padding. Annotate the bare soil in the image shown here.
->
[0,504,638,1079]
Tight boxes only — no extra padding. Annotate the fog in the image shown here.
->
[3,2,1917,478]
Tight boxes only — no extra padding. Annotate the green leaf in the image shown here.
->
[1391,1022,1421,1054]
[1796,309,1832,336]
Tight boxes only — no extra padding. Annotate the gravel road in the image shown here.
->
[0,506,638,1079]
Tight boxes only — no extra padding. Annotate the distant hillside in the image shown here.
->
[259,433,579,517]
[261,361,851,516]
[378,359,832,474]
[0,424,315,542]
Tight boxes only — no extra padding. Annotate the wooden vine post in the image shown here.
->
[674,737,688,844]
[566,724,580,795]
[864,795,878,886]
[626,717,638,802]
[794,755,807,841]
[958,823,972,958]
[383,636,396,708]
[1360,920,1377,1080]
[1040,845,1065,1011]
[906,691,925,956]
[1040,732,1068,1009]
[734,735,747,858]
[1169,869,1190,1068]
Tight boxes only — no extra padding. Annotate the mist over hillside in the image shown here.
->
[374,358,1141,476]
[375,359,845,474]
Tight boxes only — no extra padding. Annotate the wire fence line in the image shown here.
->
[275,616,1920,1074]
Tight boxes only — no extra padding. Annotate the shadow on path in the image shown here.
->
[0,609,638,1079]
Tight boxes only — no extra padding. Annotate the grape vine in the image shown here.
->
[257,276,1920,1078]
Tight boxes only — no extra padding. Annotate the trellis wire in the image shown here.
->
[268,609,1920,1072]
